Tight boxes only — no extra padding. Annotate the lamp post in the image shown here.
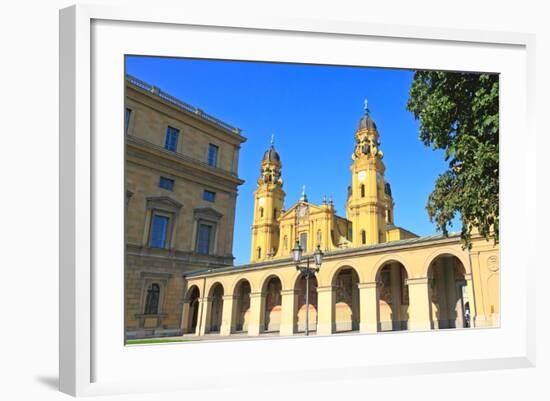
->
[292,241,323,336]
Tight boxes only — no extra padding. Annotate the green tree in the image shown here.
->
[407,71,499,248]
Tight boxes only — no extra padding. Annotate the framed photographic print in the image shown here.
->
[59,4,536,397]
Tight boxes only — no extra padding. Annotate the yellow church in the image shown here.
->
[180,104,500,339]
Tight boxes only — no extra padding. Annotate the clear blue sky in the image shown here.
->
[126,56,460,265]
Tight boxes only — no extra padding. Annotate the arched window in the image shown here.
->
[257,247,262,259]
[144,283,160,314]
[360,184,365,198]
[273,208,277,219]
[361,230,366,245]
[259,207,264,218]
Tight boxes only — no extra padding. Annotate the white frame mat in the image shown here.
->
[59,4,536,397]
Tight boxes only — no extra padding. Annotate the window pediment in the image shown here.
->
[194,207,223,222]
[146,196,183,213]
[139,272,173,279]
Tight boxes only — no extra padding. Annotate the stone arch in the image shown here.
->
[332,265,361,332]
[291,269,305,289]
[374,259,410,332]
[293,270,319,333]
[423,248,470,277]
[426,254,468,330]
[259,271,285,292]
[371,254,411,282]
[325,262,364,287]
[184,285,200,334]
[229,275,257,295]
[205,280,225,299]
[233,278,252,332]
[262,275,282,332]
[184,284,201,300]
[206,282,224,333]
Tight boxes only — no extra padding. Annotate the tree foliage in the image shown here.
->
[406,71,499,248]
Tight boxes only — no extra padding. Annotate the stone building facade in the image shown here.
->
[124,75,246,339]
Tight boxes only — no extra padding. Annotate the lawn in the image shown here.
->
[126,338,195,345]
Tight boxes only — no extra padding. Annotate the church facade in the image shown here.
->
[180,106,500,338]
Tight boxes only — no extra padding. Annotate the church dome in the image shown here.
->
[262,145,280,163]
[357,113,377,131]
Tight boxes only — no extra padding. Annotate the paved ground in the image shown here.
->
[126,330,368,344]
[138,331,316,342]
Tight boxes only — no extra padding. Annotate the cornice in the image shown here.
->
[126,77,246,145]
[184,234,470,280]
[127,136,244,189]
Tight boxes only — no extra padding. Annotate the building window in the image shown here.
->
[164,126,179,152]
[259,207,264,218]
[144,283,160,314]
[149,215,169,248]
[257,247,262,259]
[316,230,322,246]
[208,144,219,167]
[203,190,216,202]
[124,108,132,134]
[283,235,288,250]
[299,232,308,252]
[360,184,365,198]
[361,230,366,245]
[273,208,277,219]
[159,177,174,191]
[196,223,213,254]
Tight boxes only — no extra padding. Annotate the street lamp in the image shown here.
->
[292,241,323,336]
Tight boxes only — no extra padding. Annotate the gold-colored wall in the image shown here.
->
[183,235,499,337]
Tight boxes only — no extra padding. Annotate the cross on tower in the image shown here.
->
[300,185,308,202]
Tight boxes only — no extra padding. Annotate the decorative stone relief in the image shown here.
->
[487,255,499,272]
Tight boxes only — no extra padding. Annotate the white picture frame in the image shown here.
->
[59,4,536,397]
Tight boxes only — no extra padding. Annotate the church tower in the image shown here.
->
[346,100,390,246]
[250,138,285,262]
